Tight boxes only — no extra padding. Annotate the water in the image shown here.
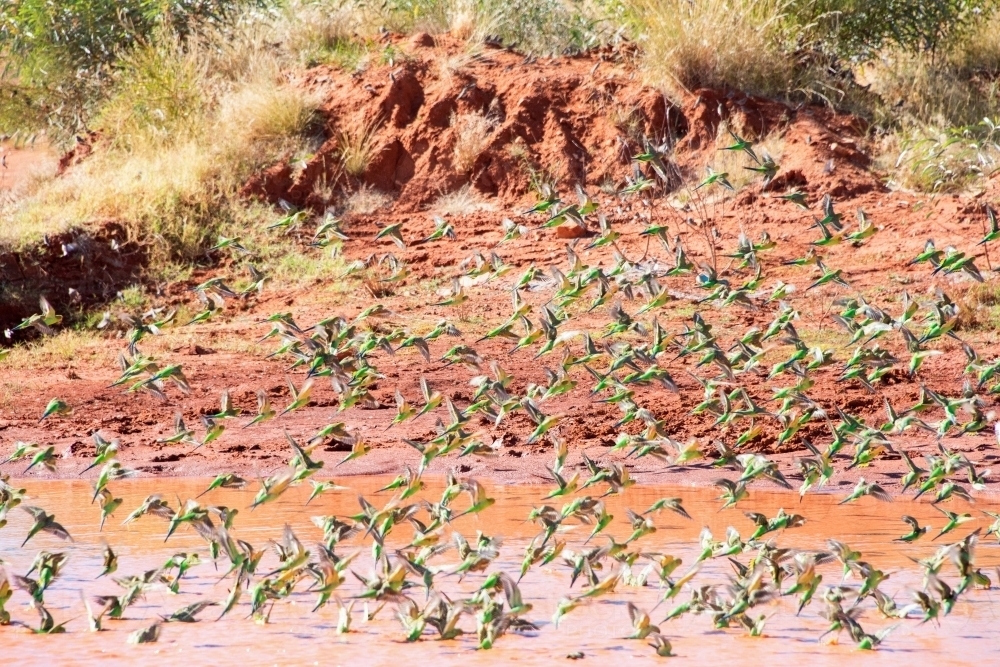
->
[1,477,998,666]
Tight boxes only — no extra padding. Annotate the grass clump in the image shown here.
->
[218,79,321,143]
[470,0,613,54]
[344,186,393,214]
[6,329,114,368]
[433,185,494,215]
[957,281,1000,332]
[337,115,384,177]
[275,0,370,68]
[452,111,495,172]
[879,121,1000,193]
[629,0,806,99]
[94,36,209,149]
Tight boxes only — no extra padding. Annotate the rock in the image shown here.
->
[410,32,435,48]
[555,222,589,239]
[173,343,215,355]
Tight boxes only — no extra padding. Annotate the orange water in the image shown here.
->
[1,477,997,666]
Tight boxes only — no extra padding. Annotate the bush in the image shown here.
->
[628,0,807,98]
[798,0,998,62]
[0,0,259,140]
[881,118,1000,192]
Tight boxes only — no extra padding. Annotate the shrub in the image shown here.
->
[217,80,321,144]
[796,0,998,63]
[0,0,259,139]
[433,184,494,215]
[629,0,806,98]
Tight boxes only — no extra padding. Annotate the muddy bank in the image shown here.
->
[0,223,146,331]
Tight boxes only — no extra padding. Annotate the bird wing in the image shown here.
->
[220,390,232,414]
[870,484,893,503]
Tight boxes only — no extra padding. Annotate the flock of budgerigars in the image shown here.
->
[3,128,1000,655]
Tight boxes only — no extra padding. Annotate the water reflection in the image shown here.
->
[0,477,998,665]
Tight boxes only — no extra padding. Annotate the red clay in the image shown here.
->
[3,37,1000,496]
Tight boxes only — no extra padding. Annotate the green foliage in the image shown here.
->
[889,117,1000,192]
[797,0,998,61]
[476,0,613,55]
[0,0,251,75]
[95,37,208,148]
[0,0,259,139]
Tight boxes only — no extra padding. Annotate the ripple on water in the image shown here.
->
[0,476,998,666]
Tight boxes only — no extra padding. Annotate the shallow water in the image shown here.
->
[1,477,998,666]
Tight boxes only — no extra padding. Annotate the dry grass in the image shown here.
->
[449,0,482,41]
[218,81,320,144]
[433,185,494,215]
[957,283,1000,332]
[632,0,800,99]
[952,13,1000,79]
[436,46,481,84]
[876,122,1000,193]
[7,128,307,263]
[862,53,1000,131]
[5,329,115,369]
[1,20,322,259]
[345,186,392,214]
[275,0,368,67]
[271,248,350,286]
[95,37,208,150]
[363,275,396,298]
[310,169,342,207]
[452,111,495,172]
[608,105,646,144]
[337,115,383,177]
[861,12,1000,193]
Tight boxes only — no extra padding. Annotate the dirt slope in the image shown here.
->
[243,34,881,212]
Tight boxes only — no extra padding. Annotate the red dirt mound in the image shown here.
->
[242,35,882,213]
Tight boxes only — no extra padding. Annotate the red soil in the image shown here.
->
[2,36,1000,495]
[244,34,881,212]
